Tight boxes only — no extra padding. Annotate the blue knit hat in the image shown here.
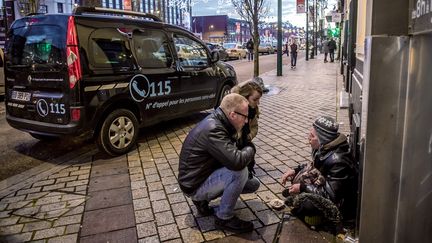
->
[313,116,339,145]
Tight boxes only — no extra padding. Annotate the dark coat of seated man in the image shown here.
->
[178,93,258,233]
[281,116,358,225]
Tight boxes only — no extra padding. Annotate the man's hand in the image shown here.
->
[289,183,301,194]
[244,141,256,153]
[281,168,296,186]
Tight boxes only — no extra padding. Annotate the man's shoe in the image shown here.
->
[215,215,254,233]
[304,215,323,226]
[192,200,214,216]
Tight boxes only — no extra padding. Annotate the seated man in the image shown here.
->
[178,93,257,233]
[281,116,358,224]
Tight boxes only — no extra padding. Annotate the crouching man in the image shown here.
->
[281,116,358,226]
[178,93,258,233]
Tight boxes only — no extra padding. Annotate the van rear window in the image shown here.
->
[7,25,64,67]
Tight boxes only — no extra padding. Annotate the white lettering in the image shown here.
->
[130,76,172,102]
[413,0,432,19]
[144,93,216,110]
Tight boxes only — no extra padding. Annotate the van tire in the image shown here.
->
[217,84,232,107]
[97,109,139,156]
[29,133,58,141]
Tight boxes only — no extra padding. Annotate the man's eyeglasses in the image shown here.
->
[234,111,249,119]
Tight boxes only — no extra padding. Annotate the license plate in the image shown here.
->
[11,91,31,102]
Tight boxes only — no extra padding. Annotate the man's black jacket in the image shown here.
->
[328,40,337,51]
[301,134,358,216]
[178,108,255,195]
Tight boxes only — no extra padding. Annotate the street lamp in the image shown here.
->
[305,0,309,61]
[277,0,282,76]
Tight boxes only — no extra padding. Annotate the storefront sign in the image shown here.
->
[332,12,342,23]
[297,0,306,14]
[409,0,432,34]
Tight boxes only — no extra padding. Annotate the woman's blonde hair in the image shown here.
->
[231,81,263,99]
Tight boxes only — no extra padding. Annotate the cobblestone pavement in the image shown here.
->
[0,56,349,242]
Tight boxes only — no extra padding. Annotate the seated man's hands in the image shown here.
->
[288,183,301,194]
[281,168,296,186]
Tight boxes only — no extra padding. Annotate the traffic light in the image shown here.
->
[327,27,340,37]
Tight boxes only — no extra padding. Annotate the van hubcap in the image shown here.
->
[109,116,134,149]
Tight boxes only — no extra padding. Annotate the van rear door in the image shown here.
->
[5,15,72,125]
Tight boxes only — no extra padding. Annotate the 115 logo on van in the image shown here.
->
[129,74,171,102]
[36,99,66,117]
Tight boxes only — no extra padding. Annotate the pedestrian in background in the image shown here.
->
[284,41,289,57]
[281,116,358,226]
[246,38,254,61]
[322,38,329,63]
[289,40,298,69]
[231,81,263,193]
[328,38,337,62]
[178,93,257,233]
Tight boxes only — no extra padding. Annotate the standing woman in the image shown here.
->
[289,40,298,69]
[231,81,263,192]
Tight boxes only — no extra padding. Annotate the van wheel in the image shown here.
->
[29,133,58,141]
[217,84,232,107]
[97,109,139,156]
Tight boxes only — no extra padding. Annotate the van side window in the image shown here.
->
[173,35,208,67]
[133,29,172,68]
[89,28,134,69]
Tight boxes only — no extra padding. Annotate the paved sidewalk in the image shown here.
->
[0,56,348,243]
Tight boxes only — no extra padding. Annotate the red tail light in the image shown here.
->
[66,16,82,89]
[71,108,81,121]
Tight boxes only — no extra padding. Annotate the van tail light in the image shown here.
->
[66,16,82,89]
[71,108,81,121]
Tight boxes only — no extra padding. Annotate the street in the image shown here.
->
[0,53,346,243]
[0,53,292,181]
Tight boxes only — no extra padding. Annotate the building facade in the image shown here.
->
[192,15,251,44]
[0,0,191,48]
[96,0,191,27]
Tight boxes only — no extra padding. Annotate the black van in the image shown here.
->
[4,7,237,155]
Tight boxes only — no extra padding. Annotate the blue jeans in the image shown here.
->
[190,167,260,219]
[291,52,297,66]
[247,50,254,61]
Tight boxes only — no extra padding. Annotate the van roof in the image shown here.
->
[73,6,162,22]
[16,7,189,33]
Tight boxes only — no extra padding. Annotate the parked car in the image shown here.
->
[271,41,282,53]
[222,43,247,60]
[206,43,228,61]
[4,7,237,156]
[258,43,274,55]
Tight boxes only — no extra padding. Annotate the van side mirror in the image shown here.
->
[210,50,219,63]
